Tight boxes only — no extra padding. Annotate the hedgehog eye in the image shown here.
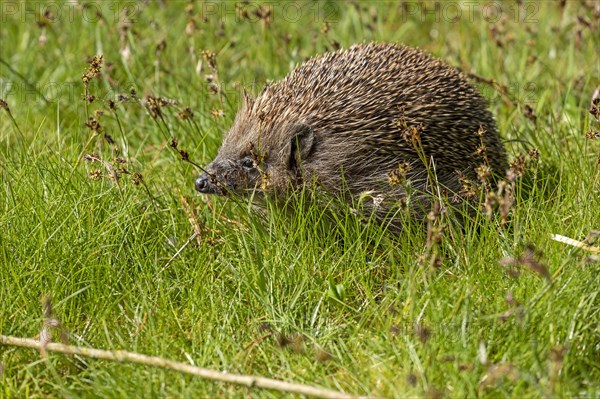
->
[241,158,255,169]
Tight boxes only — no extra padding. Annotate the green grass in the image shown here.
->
[1,1,599,397]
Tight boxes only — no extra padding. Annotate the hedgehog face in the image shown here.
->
[194,154,263,196]
[195,122,315,198]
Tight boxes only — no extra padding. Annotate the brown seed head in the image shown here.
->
[85,117,101,134]
[178,107,194,121]
[132,172,144,185]
[0,99,9,112]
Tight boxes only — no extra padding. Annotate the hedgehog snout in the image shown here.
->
[195,172,218,194]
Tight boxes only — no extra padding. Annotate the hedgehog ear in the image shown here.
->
[288,123,314,170]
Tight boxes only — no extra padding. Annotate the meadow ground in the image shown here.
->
[1,1,599,397]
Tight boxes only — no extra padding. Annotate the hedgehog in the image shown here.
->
[195,42,508,230]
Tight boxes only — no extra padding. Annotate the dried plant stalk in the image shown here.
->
[551,234,600,255]
[0,335,362,399]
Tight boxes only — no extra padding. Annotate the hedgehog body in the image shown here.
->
[195,43,507,228]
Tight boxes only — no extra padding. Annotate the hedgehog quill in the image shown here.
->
[195,43,507,230]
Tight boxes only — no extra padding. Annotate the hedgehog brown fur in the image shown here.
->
[195,42,508,229]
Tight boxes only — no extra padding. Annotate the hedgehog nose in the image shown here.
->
[195,174,211,193]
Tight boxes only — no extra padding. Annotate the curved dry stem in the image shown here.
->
[0,335,365,399]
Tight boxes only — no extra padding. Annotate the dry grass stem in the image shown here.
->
[0,335,363,399]
[551,234,600,255]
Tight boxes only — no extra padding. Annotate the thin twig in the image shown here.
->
[243,332,273,351]
[160,232,198,274]
[0,335,362,399]
[551,234,600,255]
